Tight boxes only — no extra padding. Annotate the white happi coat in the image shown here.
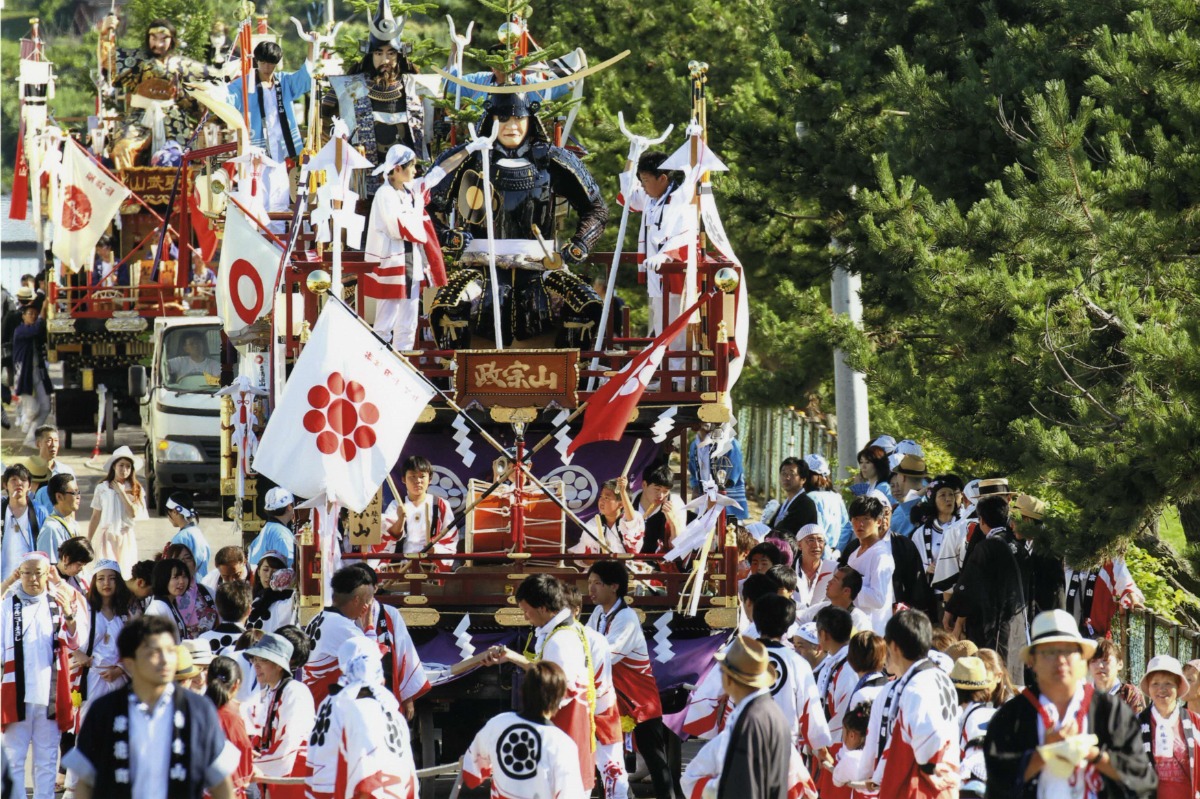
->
[580,622,621,743]
[568,512,645,556]
[794,558,839,611]
[859,659,959,798]
[761,640,832,752]
[463,711,585,799]
[245,677,316,780]
[363,599,430,703]
[307,685,418,799]
[303,609,369,706]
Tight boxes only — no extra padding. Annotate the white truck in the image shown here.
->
[128,316,224,514]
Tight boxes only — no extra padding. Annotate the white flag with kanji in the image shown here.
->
[217,204,283,335]
[51,139,130,271]
[253,300,435,512]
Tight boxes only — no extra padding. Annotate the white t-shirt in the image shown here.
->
[847,537,896,634]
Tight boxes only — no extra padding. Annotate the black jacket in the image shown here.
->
[718,693,792,799]
[984,686,1156,799]
[838,532,932,611]
[766,492,818,536]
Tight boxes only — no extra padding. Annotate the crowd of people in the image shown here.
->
[3,422,1198,799]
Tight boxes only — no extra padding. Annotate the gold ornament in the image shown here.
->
[497,21,523,44]
[714,267,740,293]
[306,270,332,295]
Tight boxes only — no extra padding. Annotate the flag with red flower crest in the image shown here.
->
[253,300,435,512]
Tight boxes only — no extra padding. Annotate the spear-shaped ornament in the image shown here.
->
[467,120,505,348]
[306,118,373,288]
[446,15,474,111]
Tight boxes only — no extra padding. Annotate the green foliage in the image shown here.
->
[769,0,1200,566]
[1126,544,1199,624]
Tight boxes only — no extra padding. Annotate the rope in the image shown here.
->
[255,761,463,785]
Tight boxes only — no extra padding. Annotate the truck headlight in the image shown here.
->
[157,439,204,463]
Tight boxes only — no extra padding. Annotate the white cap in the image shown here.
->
[264,487,295,511]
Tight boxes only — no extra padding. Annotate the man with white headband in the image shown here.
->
[306,637,418,799]
[363,140,487,349]
[1,551,78,799]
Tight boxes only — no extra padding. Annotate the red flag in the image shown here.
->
[9,123,29,220]
[190,187,220,262]
[567,293,709,454]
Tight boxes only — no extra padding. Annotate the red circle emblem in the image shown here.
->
[228,259,265,326]
[61,185,93,232]
[304,371,380,462]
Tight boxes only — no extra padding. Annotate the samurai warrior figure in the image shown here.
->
[427,93,608,348]
[108,19,221,169]
[321,0,426,201]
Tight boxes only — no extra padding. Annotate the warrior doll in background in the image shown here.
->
[108,19,221,169]
[321,0,427,203]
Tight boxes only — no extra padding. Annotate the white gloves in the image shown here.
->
[465,136,492,154]
[643,253,668,272]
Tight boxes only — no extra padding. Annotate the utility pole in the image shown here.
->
[831,238,869,480]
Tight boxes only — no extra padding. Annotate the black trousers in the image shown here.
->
[632,716,685,799]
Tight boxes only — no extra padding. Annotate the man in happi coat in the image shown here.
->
[485,575,598,792]
[307,638,419,799]
[1,552,77,799]
[302,566,376,705]
[984,610,1156,799]
[63,615,238,798]
[587,560,681,799]
[857,610,960,799]
[682,635,817,799]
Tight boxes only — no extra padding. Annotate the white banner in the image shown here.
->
[253,301,435,512]
[216,204,283,335]
[50,140,129,271]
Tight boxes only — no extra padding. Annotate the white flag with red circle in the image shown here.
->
[50,139,130,271]
[253,300,436,512]
[216,203,283,335]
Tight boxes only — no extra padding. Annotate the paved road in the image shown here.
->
[1,413,240,561]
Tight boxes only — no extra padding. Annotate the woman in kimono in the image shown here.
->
[164,542,218,636]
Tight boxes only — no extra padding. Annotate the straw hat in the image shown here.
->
[173,644,201,680]
[1012,494,1046,521]
[1140,655,1190,696]
[894,455,929,478]
[715,636,777,689]
[182,639,215,667]
[945,640,979,661]
[1020,610,1097,661]
[949,656,997,691]
[976,478,1013,497]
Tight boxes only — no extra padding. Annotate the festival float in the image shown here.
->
[11,0,753,770]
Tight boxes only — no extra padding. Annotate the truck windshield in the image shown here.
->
[160,326,222,392]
